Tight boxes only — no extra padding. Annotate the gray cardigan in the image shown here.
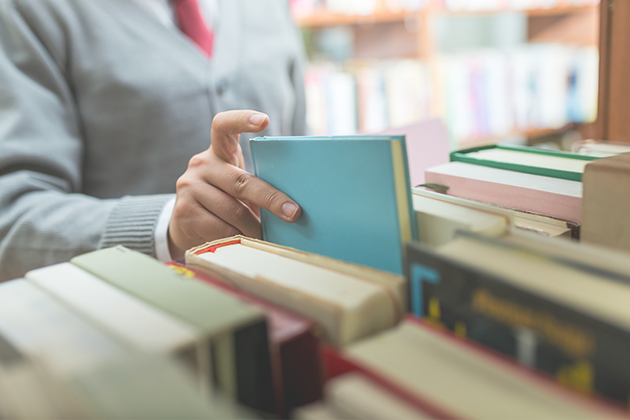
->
[0,0,307,281]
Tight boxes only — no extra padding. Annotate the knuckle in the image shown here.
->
[262,190,282,208]
[175,175,193,191]
[187,153,207,169]
[231,172,252,195]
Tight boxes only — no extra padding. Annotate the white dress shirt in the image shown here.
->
[134,0,220,262]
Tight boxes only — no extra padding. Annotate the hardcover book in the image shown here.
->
[582,152,630,252]
[451,144,598,181]
[325,317,623,419]
[250,135,417,275]
[26,263,199,368]
[71,246,275,413]
[167,262,323,416]
[186,236,405,347]
[406,232,630,405]
[425,161,582,222]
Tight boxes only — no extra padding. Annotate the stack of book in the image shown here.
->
[2,134,630,418]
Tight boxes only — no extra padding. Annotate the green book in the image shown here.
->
[451,145,599,182]
[71,246,275,413]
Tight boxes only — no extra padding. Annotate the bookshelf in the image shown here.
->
[293,0,600,149]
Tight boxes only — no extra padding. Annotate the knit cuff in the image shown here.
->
[98,194,175,258]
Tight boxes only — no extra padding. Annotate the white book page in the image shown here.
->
[429,162,582,197]
[199,245,385,311]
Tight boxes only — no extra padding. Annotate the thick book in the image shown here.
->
[26,263,199,367]
[0,279,127,377]
[412,188,511,246]
[582,152,630,252]
[413,187,577,239]
[71,246,275,413]
[451,144,598,181]
[250,135,417,275]
[425,161,582,222]
[186,236,405,347]
[325,317,623,419]
[406,232,630,405]
[167,262,323,416]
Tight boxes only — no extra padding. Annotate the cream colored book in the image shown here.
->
[411,188,510,246]
[325,373,430,419]
[187,236,405,346]
[26,263,198,360]
[343,320,622,419]
[0,279,127,377]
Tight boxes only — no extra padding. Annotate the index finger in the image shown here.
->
[210,110,270,167]
[206,157,301,223]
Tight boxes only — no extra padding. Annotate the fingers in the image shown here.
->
[204,157,301,223]
[189,182,262,239]
[210,110,269,167]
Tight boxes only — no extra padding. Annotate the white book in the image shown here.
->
[0,280,126,377]
[26,263,198,358]
[412,188,510,246]
[187,237,405,346]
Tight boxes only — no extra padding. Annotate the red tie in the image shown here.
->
[174,0,214,58]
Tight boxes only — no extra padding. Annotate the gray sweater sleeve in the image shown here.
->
[0,1,171,281]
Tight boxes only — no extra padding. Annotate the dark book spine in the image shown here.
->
[405,243,630,406]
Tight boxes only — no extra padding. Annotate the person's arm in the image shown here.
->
[0,1,173,281]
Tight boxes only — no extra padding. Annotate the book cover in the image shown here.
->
[71,246,275,413]
[326,317,623,419]
[582,152,630,252]
[425,162,582,222]
[187,236,405,347]
[167,262,323,415]
[451,144,598,181]
[26,263,199,368]
[406,235,630,405]
[250,135,417,275]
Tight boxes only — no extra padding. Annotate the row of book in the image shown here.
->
[305,44,598,144]
[290,0,598,15]
[3,134,630,418]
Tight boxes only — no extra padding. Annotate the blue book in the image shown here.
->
[250,136,417,274]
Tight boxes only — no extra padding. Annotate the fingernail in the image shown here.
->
[249,113,267,127]
[282,202,299,220]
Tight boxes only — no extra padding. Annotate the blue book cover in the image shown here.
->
[250,136,417,274]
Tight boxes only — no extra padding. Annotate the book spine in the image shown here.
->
[405,243,630,406]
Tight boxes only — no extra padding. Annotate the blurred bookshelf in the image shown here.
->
[291,0,600,150]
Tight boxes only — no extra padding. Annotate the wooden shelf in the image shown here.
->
[293,3,597,27]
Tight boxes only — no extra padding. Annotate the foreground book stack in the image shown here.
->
[296,317,622,419]
[407,230,630,406]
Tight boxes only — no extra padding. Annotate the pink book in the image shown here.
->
[378,118,449,187]
[425,162,583,222]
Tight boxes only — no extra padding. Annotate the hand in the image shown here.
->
[168,110,301,260]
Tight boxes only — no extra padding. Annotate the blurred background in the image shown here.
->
[289,0,600,151]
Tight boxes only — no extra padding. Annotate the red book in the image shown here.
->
[167,262,323,416]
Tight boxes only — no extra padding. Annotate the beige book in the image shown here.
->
[187,236,405,346]
[326,373,429,419]
[346,320,622,419]
[582,152,630,252]
[412,188,510,246]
